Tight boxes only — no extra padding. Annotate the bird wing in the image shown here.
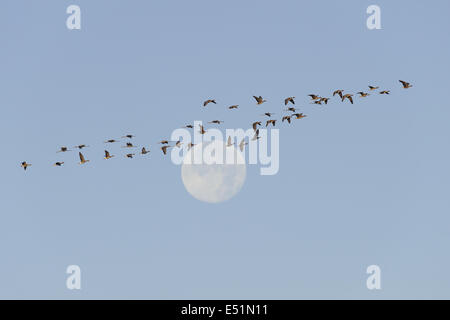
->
[255,96,263,103]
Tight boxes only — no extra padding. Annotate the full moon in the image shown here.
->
[181,140,246,203]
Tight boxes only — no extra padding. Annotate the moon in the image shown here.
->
[181,140,246,203]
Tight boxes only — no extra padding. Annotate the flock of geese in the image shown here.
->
[20,80,413,171]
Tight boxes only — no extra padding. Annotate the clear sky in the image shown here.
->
[1,0,449,299]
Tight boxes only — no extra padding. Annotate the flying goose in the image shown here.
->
[380,90,390,95]
[320,97,330,104]
[399,80,412,88]
[78,152,89,165]
[104,150,114,159]
[53,162,64,167]
[141,147,150,155]
[252,129,261,141]
[122,142,135,148]
[203,99,216,107]
[333,90,344,99]
[284,107,297,112]
[252,121,262,131]
[292,113,307,119]
[342,94,354,104]
[308,94,320,100]
[73,144,89,150]
[199,125,206,135]
[266,119,276,127]
[175,140,183,148]
[184,125,194,129]
[357,92,370,97]
[238,139,248,152]
[159,140,169,145]
[57,147,70,153]
[226,136,235,147]
[208,120,224,124]
[261,112,275,117]
[21,161,31,171]
[122,134,135,139]
[368,86,379,91]
[282,115,292,123]
[104,139,119,144]
[187,143,195,151]
[125,153,135,159]
[161,145,171,155]
[253,96,266,105]
[284,97,295,105]
[228,105,239,109]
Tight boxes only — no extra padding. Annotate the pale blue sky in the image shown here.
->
[1,0,449,299]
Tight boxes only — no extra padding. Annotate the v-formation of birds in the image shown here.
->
[20,80,413,171]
